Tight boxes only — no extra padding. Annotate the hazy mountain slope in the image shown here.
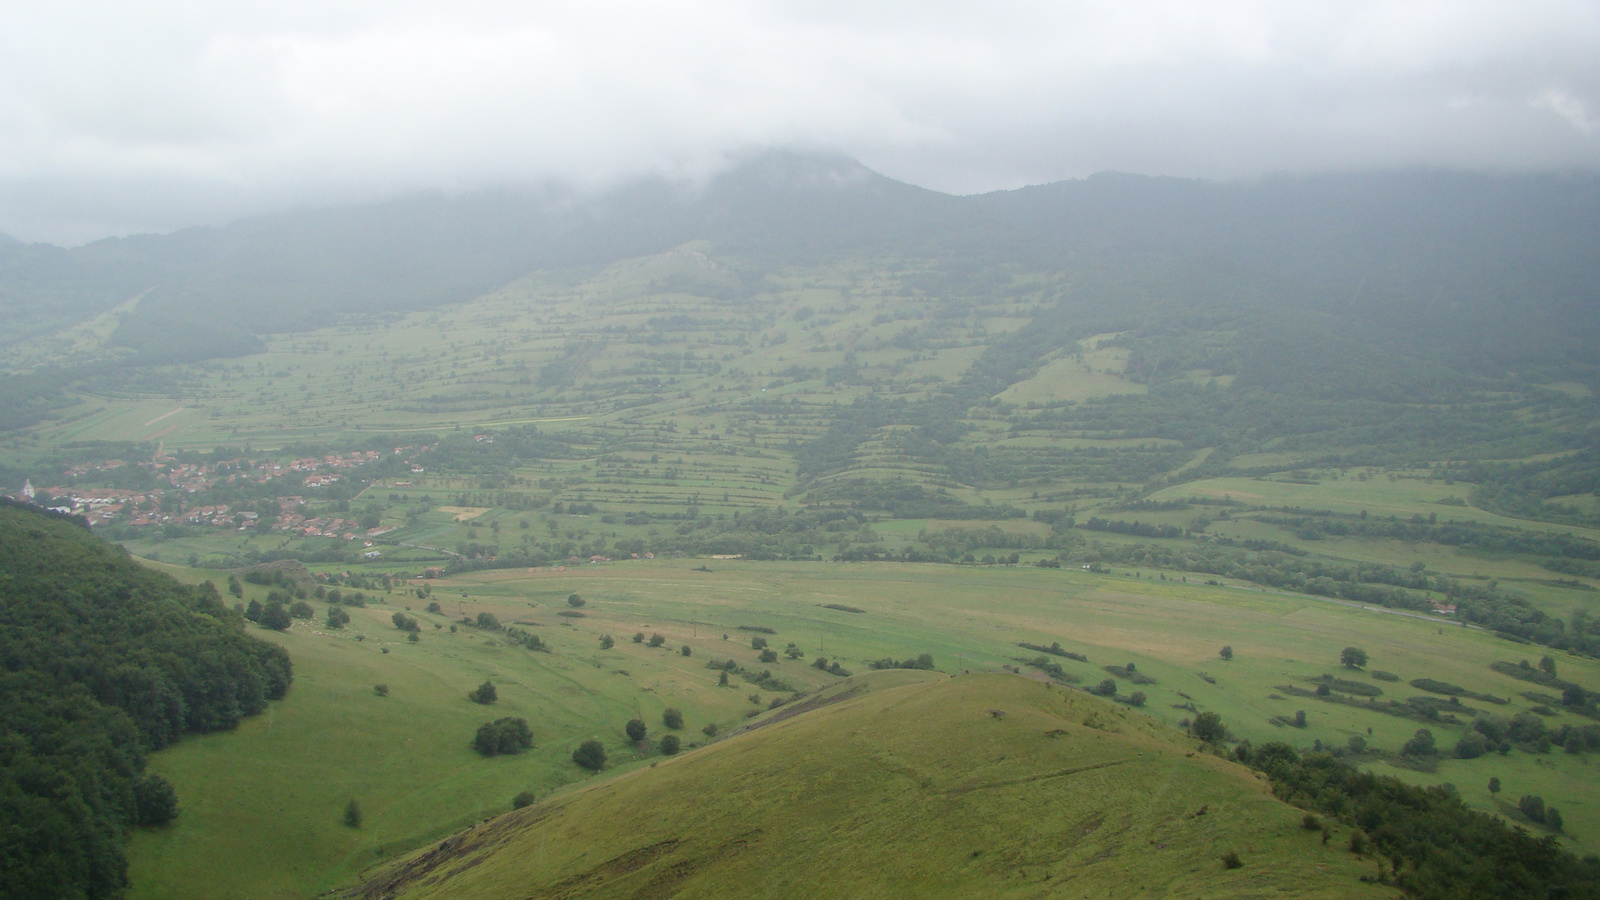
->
[350,671,1389,900]
[7,153,1595,373]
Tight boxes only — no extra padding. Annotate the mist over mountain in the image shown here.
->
[2,151,1597,379]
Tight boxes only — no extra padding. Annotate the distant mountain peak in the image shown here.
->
[711,148,893,194]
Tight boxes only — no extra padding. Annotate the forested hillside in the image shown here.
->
[0,499,291,900]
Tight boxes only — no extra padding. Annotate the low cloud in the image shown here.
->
[3,1,1597,244]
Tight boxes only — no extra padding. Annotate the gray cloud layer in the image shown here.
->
[3,1,1598,244]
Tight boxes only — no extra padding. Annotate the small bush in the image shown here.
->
[663,708,684,729]
[632,632,644,643]
[470,680,498,704]
[648,633,666,647]
[373,683,389,697]
[1221,851,1242,869]
[1301,814,1322,831]
[599,634,614,649]
[659,734,681,755]
[702,722,719,737]
[512,791,536,809]
[343,799,362,828]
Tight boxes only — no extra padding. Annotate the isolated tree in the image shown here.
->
[1219,645,1233,660]
[474,717,534,756]
[567,593,585,608]
[1340,646,1369,669]
[343,799,362,828]
[572,739,607,771]
[663,707,684,729]
[512,791,537,810]
[1293,710,1307,728]
[681,644,692,657]
[470,680,498,704]
[702,722,719,737]
[648,633,666,647]
[750,636,768,650]
[408,631,420,643]
[227,574,244,598]
[1519,794,1547,824]
[374,684,389,697]
[1347,735,1367,753]
[1190,712,1226,743]
[1488,777,1501,795]
[245,599,263,622]
[476,612,500,630]
[625,718,647,742]
[1548,807,1564,832]
[1126,691,1147,707]
[1539,655,1557,677]
[759,648,778,663]
[717,670,729,687]
[1402,728,1438,757]
[1091,678,1117,697]
[632,632,645,643]
[289,600,315,619]
[260,603,292,631]
[659,734,681,755]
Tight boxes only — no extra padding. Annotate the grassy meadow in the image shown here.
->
[352,672,1392,900]
[128,558,1599,899]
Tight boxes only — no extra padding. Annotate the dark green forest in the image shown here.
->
[0,499,291,900]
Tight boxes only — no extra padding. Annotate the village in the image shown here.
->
[14,445,428,538]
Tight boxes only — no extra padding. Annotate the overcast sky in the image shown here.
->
[3,0,1598,245]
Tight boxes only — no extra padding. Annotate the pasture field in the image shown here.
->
[355,671,1389,900]
[128,558,1600,899]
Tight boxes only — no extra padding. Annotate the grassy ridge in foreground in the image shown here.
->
[352,672,1393,900]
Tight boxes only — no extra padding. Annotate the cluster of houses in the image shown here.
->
[10,444,431,533]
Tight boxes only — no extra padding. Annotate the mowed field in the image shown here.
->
[129,558,1600,899]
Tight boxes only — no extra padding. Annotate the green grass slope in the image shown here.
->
[350,672,1393,900]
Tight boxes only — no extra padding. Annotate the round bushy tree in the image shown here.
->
[474,717,534,756]
[1189,712,1226,743]
[573,739,607,771]
[626,718,647,742]
[1340,646,1369,669]
[659,734,681,755]
[470,680,497,704]
[133,774,179,826]
[662,707,684,730]
[260,602,292,631]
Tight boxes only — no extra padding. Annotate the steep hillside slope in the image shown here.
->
[350,672,1391,899]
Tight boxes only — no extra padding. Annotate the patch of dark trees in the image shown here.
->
[1238,742,1600,898]
[0,499,292,900]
